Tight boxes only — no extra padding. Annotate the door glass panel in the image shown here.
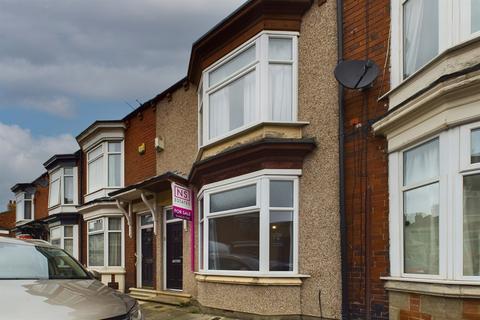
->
[270,211,293,271]
[471,129,480,164]
[208,212,259,271]
[463,174,480,276]
[141,214,153,226]
[403,139,439,186]
[210,184,256,213]
[403,183,440,275]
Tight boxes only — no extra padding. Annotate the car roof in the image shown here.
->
[0,236,53,247]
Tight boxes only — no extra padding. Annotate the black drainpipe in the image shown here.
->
[337,0,349,319]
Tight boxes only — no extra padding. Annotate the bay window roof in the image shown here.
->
[187,0,312,85]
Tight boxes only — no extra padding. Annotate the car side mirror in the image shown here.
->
[89,270,102,281]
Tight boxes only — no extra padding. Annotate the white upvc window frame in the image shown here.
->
[16,192,34,222]
[50,225,79,259]
[199,31,299,147]
[390,120,480,283]
[391,0,480,86]
[87,216,125,268]
[198,169,300,276]
[49,166,78,208]
[86,140,124,194]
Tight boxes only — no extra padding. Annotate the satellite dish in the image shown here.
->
[334,60,379,90]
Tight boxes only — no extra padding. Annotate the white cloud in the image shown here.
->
[20,96,76,118]
[0,122,78,209]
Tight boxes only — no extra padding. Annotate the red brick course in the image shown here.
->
[342,0,390,318]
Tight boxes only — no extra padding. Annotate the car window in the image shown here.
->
[0,242,90,280]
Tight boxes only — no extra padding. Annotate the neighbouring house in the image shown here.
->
[340,0,480,319]
[0,201,16,237]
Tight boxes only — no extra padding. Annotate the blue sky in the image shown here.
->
[0,0,247,208]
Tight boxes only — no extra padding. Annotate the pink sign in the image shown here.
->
[171,183,193,221]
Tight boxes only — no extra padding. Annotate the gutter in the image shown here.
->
[337,0,349,318]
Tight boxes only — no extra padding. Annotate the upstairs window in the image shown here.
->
[87,141,123,194]
[200,32,298,145]
[402,0,439,78]
[48,167,76,208]
[16,192,33,222]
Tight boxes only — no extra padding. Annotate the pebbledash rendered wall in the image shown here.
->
[151,1,342,318]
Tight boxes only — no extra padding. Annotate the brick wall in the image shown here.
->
[124,217,137,290]
[0,201,16,237]
[34,177,49,220]
[124,105,157,185]
[342,0,390,319]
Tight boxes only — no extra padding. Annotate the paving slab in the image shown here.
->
[140,302,240,320]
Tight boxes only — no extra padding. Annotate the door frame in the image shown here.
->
[163,206,184,291]
[136,211,154,289]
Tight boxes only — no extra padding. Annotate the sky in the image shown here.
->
[0,0,247,209]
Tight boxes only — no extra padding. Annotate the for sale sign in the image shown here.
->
[171,183,193,221]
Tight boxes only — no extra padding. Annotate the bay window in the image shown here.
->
[16,192,33,222]
[50,225,77,258]
[87,141,123,194]
[48,167,77,208]
[87,217,123,267]
[199,171,298,275]
[200,32,298,145]
[390,120,480,281]
[393,0,480,83]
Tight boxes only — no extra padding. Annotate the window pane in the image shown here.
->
[88,219,103,232]
[108,218,122,231]
[403,0,439,78]
[208,212,259,271]
[209,45,256,87]
[141,214,153,226]
[88,156,104,192]
[108,142,121,153]
[64,239,74,256]
[269,64,293,121]
[269,38,292,60]
[49,179,61,207]
[108,154,121,186]
[166,209,175,221]
[24,193,32,200]
[51,239,61,248]
[24,201,32,220]
[200,221,204,270]
[64,167,74,175]
[404,183,439,274]
[108,232,122,266]
[199,198,204,221]
[404,139,439,186]
[463,174,480,276]
[88,145,102,161]
[210,184,256,213]
[64,226,73,238]
[50,227,62,240]
[270,180,294,207]
[88,233,104,266]
[270,211,293,271]
[64,176,74,204]
[209,71,256,139]
[473,0,480,33]
[472,129,480,164]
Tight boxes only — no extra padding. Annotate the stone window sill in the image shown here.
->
[383,277,480,298]
[195,273,310,286]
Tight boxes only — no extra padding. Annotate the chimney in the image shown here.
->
[7,200,16,212]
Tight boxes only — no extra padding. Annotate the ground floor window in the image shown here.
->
[390,120,480,281]
[198,170,299,275]
[50,225,78,258]
[87,217,123,267]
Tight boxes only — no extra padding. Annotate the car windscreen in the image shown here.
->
[0,242,90,280]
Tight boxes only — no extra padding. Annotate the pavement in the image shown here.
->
[140,302,239,320]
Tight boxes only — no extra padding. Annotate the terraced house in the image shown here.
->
[8,0,342,319]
